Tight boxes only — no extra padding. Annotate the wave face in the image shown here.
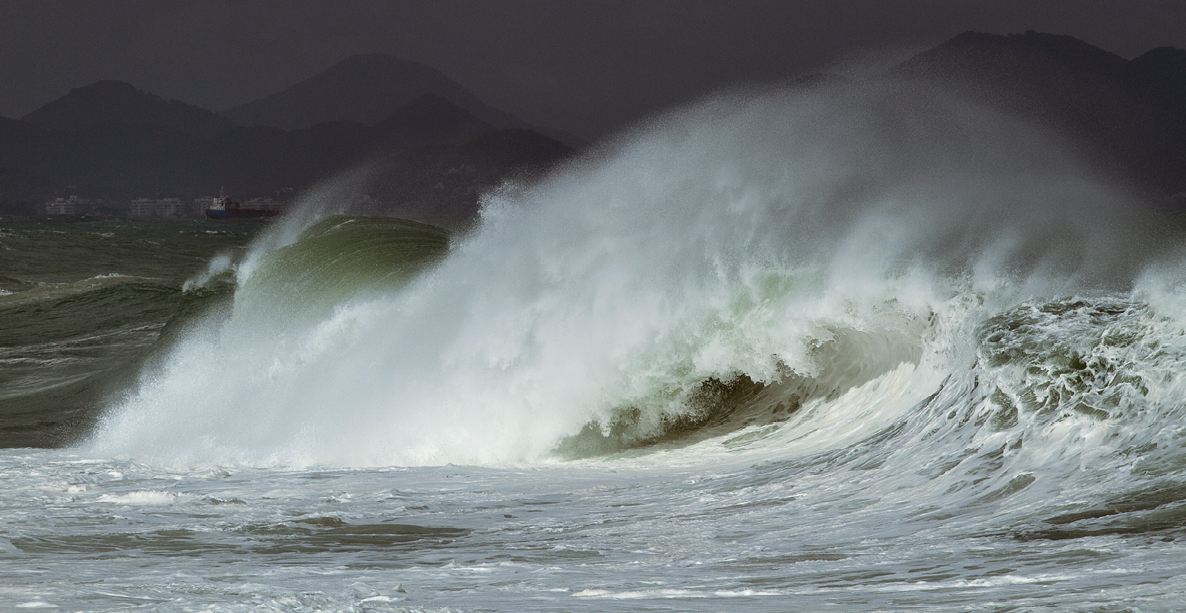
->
[87,79,1180,472]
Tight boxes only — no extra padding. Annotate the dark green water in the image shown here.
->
[0,219,263,446]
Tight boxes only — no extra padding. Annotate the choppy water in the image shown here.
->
[5,79,1186,611]
[0,220,261,447]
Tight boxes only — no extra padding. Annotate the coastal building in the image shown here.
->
[128,198,188,219]
[43,196,94,215]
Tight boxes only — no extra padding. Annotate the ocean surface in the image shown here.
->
[4,80,1186,611]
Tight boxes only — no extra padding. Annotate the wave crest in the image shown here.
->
[85,78,1177,468]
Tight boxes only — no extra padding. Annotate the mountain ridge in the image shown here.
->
[893,30,1186,197]
[222,53,581,147]
[22,80,237,139]
[3,33,1184,221]
[373,94,493,148]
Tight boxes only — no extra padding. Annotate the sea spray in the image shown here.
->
[87,79,1167,467]
[235,164,385,285]
[4,79,1185,613]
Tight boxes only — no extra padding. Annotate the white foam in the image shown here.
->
[87,78,1147,468]
[95,490,176,505]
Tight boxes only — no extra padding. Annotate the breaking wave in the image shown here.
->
[86,78,1186,492]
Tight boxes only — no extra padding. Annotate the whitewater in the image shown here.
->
[4,79,1186,611]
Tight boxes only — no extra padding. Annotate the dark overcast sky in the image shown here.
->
[3,0,1184,140]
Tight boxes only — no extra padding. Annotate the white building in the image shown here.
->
[44,196,93,215]
[128,198,188,219]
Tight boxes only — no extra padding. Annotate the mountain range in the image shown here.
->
[224,53,582,146]
[1,33,1183,225]
[0,55,576,227]
[893,31,1186,202]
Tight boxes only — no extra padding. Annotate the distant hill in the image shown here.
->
[223,54,582,147]
[362,128,575,228]
[22,80,237,139]
[0,116,47,166]
[0,117,53,205]
[205,121,379,201]
[6,35,1185,221]
[0,80,573,227]
[373,94,493,148]
[894,31,1186,198]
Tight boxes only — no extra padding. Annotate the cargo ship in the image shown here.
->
[204,196,282,220]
